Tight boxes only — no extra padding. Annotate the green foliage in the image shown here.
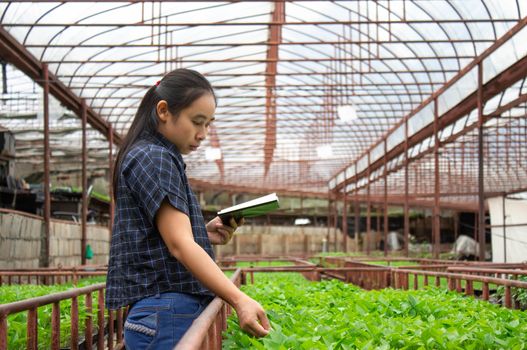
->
[223,273,527,349]
[496,275,527,309]
[0,277,107,349]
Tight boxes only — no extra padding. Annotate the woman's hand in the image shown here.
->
[206,216,243,245]
[231,293,270,338]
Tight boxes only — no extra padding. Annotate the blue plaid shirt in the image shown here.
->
[105,132,214,310]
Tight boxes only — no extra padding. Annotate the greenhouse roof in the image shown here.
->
[1,1,526,207]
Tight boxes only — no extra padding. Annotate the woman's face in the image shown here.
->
[156,93,216,154]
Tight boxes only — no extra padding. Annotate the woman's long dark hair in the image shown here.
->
[112,68,216,199]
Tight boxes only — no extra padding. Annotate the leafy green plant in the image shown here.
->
[223,273,527,349]
[1,277,107,349]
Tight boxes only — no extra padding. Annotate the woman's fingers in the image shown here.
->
[216,227,234,243]
[236,296,270,338]
[242,316,269,337]
[245,320,269,337]
[258,308,271,331]
[228,217,238,230]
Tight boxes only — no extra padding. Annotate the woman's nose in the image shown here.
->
[197,129,207,141]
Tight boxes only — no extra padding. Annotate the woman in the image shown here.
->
[106,68,270,349]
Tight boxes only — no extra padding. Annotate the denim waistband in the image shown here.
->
[151,291,213,303]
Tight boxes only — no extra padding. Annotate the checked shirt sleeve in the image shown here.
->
[123,146,189,224]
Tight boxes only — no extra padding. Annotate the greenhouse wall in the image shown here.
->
[0,210,42,269]
[214,225,340,257]
[49,221,109,267]
[0,210,110,268]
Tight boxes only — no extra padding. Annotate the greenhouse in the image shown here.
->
[0,1,526,349]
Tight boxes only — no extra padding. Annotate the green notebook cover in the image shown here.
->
[217,193,280,225]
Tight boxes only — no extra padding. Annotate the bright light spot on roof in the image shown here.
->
[337,105,358,122]
[205,147,222,161]
[316,144,333,158]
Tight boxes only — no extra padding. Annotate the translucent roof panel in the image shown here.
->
[1,0,526,197]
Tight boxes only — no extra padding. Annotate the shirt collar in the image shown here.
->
[145,131,187,170]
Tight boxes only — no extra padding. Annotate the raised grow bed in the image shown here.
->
[177,256,527,349]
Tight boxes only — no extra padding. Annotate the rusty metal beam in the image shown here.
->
[24,39,496,49]
[0,26,121,145]
[351,194,481,212]
[189,179,331,200]
[38,57,476,64]
[403,118,409,257]
[263,1,284,177]
[81,100,87,266]
[4,19,519,26]
[477,63,486,261]
[42,64,50,268]
[433,98,440,259]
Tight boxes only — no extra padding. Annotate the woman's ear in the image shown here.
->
[156,100,170,122]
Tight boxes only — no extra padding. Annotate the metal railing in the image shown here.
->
[392,268,527,308]
[2,257,526,350]
[0,283,125,350]
[0,265,107,286]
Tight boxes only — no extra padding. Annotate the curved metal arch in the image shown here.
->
[21,2,63,46]
[280,24,412,115]
[67,4,267,96]
[105,46,271,130]
[478,0,499,42]
[81,26,270,121]
[329,2,431,113]
[38,2,134,67]
[411,1,469,79]
[0,3,13,23]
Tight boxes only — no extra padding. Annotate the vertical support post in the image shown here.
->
[27,308,38,350]
[326,194,331,250]
[85,293,93,350]
[383,140,388,257]
[354,164,360,253]
[404,117,409,257]
[433,98,440,259]
[108,124,114,233]
[354,192,360,253]
[81,100,87,266]
[333,200,338,251]
[366,154,371,255]
[477,63,486,261]
[376,205,380,242]
[502,195,507,262]
[454,211,459,241]
[43,64,51,267]
[474,213,478,241]
[342,192,348,252]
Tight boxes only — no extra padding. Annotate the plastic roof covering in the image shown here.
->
[1,1,526,197]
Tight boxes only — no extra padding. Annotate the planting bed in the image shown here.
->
[0,277,107,349]
[3,257,527,350]
[223,272,527,349]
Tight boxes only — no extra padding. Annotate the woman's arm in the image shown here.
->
[155,200,270,337]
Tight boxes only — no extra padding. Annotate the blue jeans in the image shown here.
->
[124,292,213,350]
